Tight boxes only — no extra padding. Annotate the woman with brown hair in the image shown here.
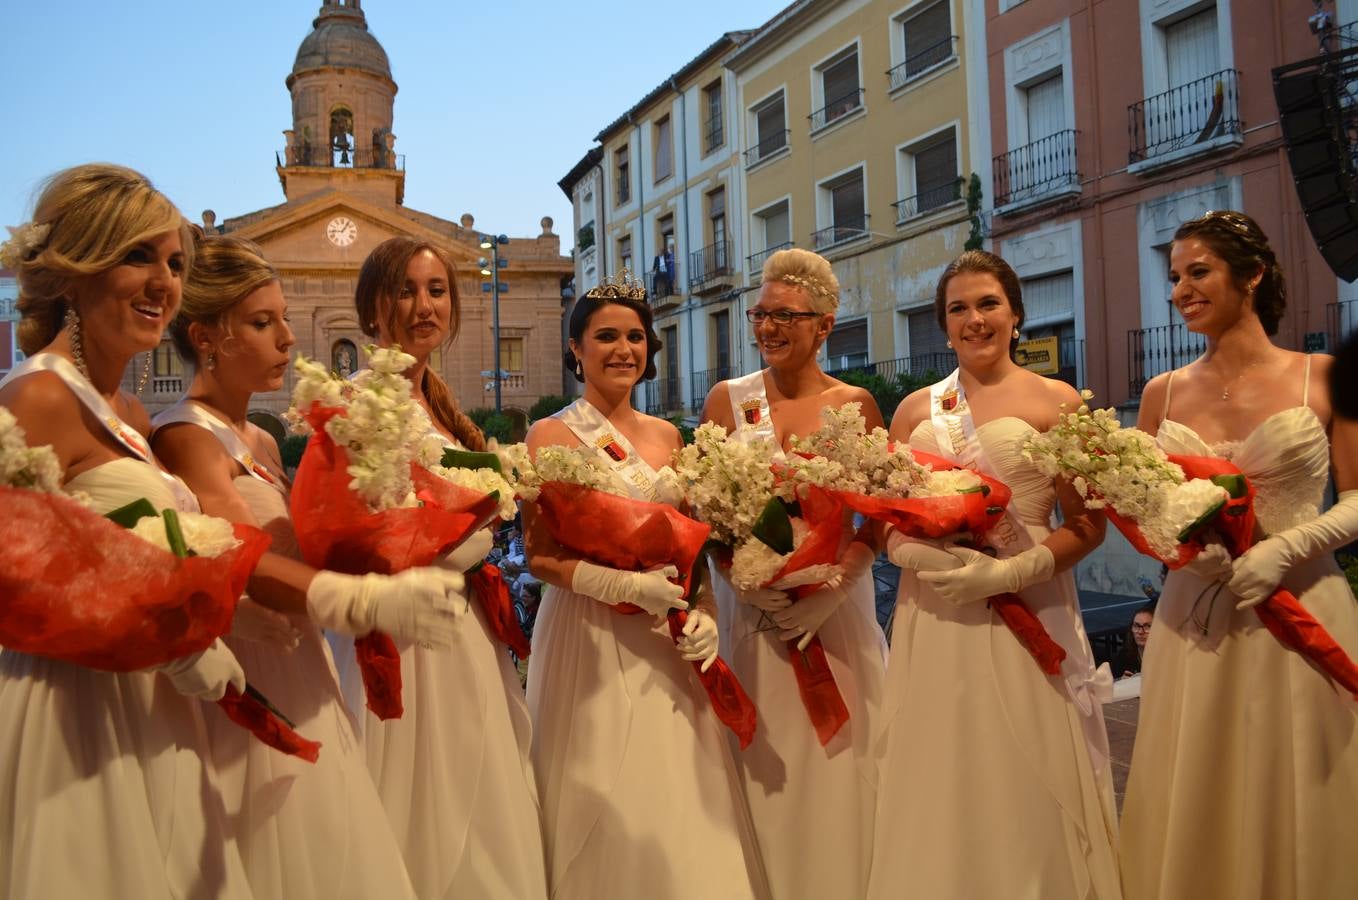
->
[868,249,1119,899]
[151,234,468,899]
[345,235,547,899]
[0,163,254,898]
[1122,211,1358,900]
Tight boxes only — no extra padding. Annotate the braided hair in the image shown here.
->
[1173,210,1287,336]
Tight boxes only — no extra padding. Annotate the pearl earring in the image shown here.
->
[946,340,954,350]
[575,360,584,378]
[1012,328,1021,339]
[206,351,217,371]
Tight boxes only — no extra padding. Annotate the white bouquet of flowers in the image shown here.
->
[0,406,64,494]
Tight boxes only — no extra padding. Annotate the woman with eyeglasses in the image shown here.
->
[1113,605,1154,679]
[700,248,887,900]
[1121,211,1358,900]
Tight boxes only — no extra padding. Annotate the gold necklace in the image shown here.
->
[1217,356,1268,401]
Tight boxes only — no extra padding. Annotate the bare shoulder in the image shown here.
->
[117,393,153,438]
[526,416,579,454]
[0,370,79,423]
[701,380,734,429]
[1137,372,1172,432]
[642,413,682,447]
[152,421,233,476]
[1039,373,1083,410]
[889,386,932,442]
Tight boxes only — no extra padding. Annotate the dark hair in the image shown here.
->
[562,294,662,383]
[933,250,1026,355]
[355,237,486,451]
[1172,210,1287,336]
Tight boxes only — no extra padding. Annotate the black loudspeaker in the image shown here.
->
[1274,49,1358,281]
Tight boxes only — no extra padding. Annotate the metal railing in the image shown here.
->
[1129,68,1242,164]
[688,241,730,288]
[993,129,1079,207]
[744,129,790,168]
[893,177,964,223]
[690,365,733,412]
[277,146,404,170]
[812,215,870,251]
[644,375,683,416]
[747,241,793,272]
[809,88,865,131]
[1127,323,1206,397]
[1059,338,1087,390]
[887,36,958,90]
[651,266,681,301]
[1329,298,1358,345]
[824,352,955,383]
[703,112,724,153]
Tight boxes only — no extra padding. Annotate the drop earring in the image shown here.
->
[1012,328,1021,340]
[63,307,90,382]
[136,352,152,395]
[946,340,954,350]
[206,351,218,371]
[575,360,584,378]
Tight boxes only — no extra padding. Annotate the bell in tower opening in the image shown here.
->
[330,106,355,166]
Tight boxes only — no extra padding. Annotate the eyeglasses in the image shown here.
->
[1131,623,1153,631]
[745,308,822,326]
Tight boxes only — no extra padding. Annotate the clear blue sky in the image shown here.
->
[1,1,789,249]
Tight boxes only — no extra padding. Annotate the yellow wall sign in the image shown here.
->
[1015,336,1060,375]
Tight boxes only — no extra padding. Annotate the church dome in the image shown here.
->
[289,1,391,86]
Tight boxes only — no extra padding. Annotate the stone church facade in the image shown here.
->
[141,0,572,438]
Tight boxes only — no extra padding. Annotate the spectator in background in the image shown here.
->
[1331,331,1357,421]
[1115,604,1155,678]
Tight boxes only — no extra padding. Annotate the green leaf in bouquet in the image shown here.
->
[1176,496,1228,544]
[752,497,796,555]
[1212,474,1248,500]
[103,498,158,529]
[440,448,503,474]
[161,508,195,558]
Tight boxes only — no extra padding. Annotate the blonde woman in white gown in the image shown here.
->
[869,250,1120,899]
[151,235,468,900]
[0,164,255,899]
[525,278,768,899]
[1122,211,1358,900]
[700,248,886,900]
[332,236,547,899]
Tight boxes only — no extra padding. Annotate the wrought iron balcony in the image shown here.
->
[643,375,683,416]
[688,241,732,293]
[993,129,1079,209]
[747,241,793,274]
[809,89,865,132]
[744,129,790,168]
[690,365,733,412]
[823,352,956,383]
[1127,323,1206,397]
[893,177,964,224]
[1129,68,1242,166]
[812,215,870,251]
[887,36,959,90]
[650,266,681,307]
[277,146,404,171]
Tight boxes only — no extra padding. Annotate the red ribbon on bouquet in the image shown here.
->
[468,562,531,659]
[0,486,323,758]
[821,450,1068,676]
[218,685,322,763]
[535,481,758,748]
[1107,454,1358,699]
[290,403,501,720]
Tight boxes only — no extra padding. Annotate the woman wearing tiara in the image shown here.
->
[700,248,886,899]
[868,250,1119,899]
[0,164,254,898]
[151,234,468,899]
[1121,211,1358,900]
[524,274,768,899]
[342,236,548,899]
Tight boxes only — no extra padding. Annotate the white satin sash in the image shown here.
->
[555,399,662,502]
[153,399,284,492]
[928,369,1113,769]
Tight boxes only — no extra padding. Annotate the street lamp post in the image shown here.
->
[479,234,509,412]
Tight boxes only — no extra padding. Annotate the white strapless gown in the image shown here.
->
[867,419,1121,900]
[331,550,548,898]
[0,458,254,899]
[710,560,886,899]
[1121,408,1358,900]
[202,477,414,900]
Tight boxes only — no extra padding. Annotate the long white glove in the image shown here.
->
[772,543,875,650]
[157,639,245,701]
[734,584,791,612]
[441,528,494,574]
[571,561,686,616]
[229,597,302,651]
[306,568,466,647]
[919,545,1055,607]
[886,529,965,573]
[1228,489,1358,609]
[677,609,719,672]
[1180,540,1234,582]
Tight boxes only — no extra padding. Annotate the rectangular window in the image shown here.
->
[1025,73,1066,143]
[758,201,790,250]
[1020,271,1075,323]
[826,319,868,370]
[820,49,860,114]
[618,234,632,274]
[662,325,680,408]
[901,1,953,82]
[655,215,677,297]
[1166,6,1220,89]
[708,188,727,263]
[499,337,525,373]
[703,80,724,153]
[654,116,673,182]
[907,308,951,366]
[751,92,788,163]
[710,310,731,373]
[153,341,183,378]
[615,146,630,204]
[909,129,960,216]
[816,168,867,249]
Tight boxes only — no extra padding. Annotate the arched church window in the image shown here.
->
[333,339,358,377]
[330,106,355,167]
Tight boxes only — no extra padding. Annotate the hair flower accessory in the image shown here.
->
[0,222,52,269]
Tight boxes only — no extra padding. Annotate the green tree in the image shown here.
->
[467,408,514,443]
[279,434,309,471]
[836,368,941,427]
[528,395,573,422]
[669,416,695,446]
[964,173,985,252]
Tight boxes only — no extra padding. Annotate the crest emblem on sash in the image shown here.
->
[597,434,627,462]
[243,453,277,485]
[938,390,960,413]
[108,416,149,458]
[740,399,762,425]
